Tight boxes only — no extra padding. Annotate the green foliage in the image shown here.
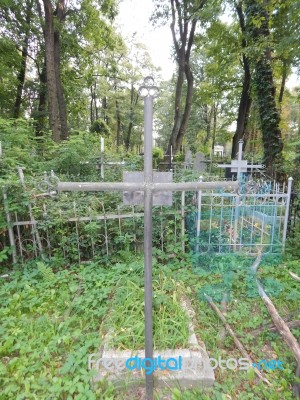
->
[152,146,163,168]
[285,223,300,260]
[90,119,111,136]
[0,261,112,399]
[106,268,189,350]
[0,248,299,399]
[0,38,21,117]
[0,118,40,176]
[42,132,101,177]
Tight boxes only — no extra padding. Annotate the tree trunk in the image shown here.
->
[166,0,207,155]
[54,31,68,140]
[54,0,68,140]
[203,105,213,145]
[102,96,108,123]
[231,54,251,158]
[254,56,283,176]
[43,0,61,142]
[278,58,288,110]
[116,99,122,151]
[210,103,218,160]
[167,55,185,154]
[13,0,32,118]
[35,59,47,136]
[245,0,283,178]
[42,0,68,142]
[90,86,94,125]
[124,84,135,151]
[174,61,194,153]
[231,1,252,159]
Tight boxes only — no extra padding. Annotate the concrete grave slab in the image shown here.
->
[90,297,215,390]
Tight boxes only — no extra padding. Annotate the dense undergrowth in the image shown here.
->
[0,251,299,399]
[1,118,300,399]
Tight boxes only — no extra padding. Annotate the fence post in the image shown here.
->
[282,177,293,246]
[181,191,185,252]
[2,189,17,264]
[196,176,203,252]
[17,167,45,259]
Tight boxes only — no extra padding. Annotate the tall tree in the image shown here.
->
[13,0,33,118]
[231,0,252,158]
[188,19,240,155]
[39,0,68,141]
[168,0,208,155]
[245,0,283,177]
[153,0,210,155]
[272,0,300,109]
[0,0,35,118]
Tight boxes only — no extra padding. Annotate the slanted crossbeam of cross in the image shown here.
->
[55,77,238,400]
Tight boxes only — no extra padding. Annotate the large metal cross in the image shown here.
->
[56,77,238,400]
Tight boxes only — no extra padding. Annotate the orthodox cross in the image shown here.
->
[55,77,238,400]
[217,140,264,180]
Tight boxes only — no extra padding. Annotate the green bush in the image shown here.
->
[285,223,300,260]
[89,119,111,137]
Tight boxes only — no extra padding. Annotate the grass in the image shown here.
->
[105,271,190,350]
[0,252,299,399]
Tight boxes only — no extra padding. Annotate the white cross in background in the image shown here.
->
[217,140,264,180]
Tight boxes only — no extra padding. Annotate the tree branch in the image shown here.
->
[205,293,271,385]
[289,271,300,283]
[186,19,197,62]
[170,0,180,57]
[174,0,183,39]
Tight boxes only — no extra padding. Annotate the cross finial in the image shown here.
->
[139,76,159,98]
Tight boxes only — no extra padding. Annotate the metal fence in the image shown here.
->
[1,172,293,265]
[186,177,293,257]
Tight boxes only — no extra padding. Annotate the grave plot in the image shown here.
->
[5,177,186,264]
[1,78,296,400]
[185,176,292,258]
[3,78,236,400]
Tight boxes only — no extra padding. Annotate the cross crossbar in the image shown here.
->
[57,181,238,192]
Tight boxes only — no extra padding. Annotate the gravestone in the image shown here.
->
[184,150,193,169]
[193,152,206,173]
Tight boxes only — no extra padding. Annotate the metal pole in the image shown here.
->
[282,177,293,246]
[2,189,17,264]
[18,167,45,259]
[100,137,104,179]
[143,94,154,400]
[237,140,243,181]
[196,176,203,252]
[181,191,185,252]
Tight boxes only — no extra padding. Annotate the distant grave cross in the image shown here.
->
[54,77,238,400]
[217,140,264,180]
